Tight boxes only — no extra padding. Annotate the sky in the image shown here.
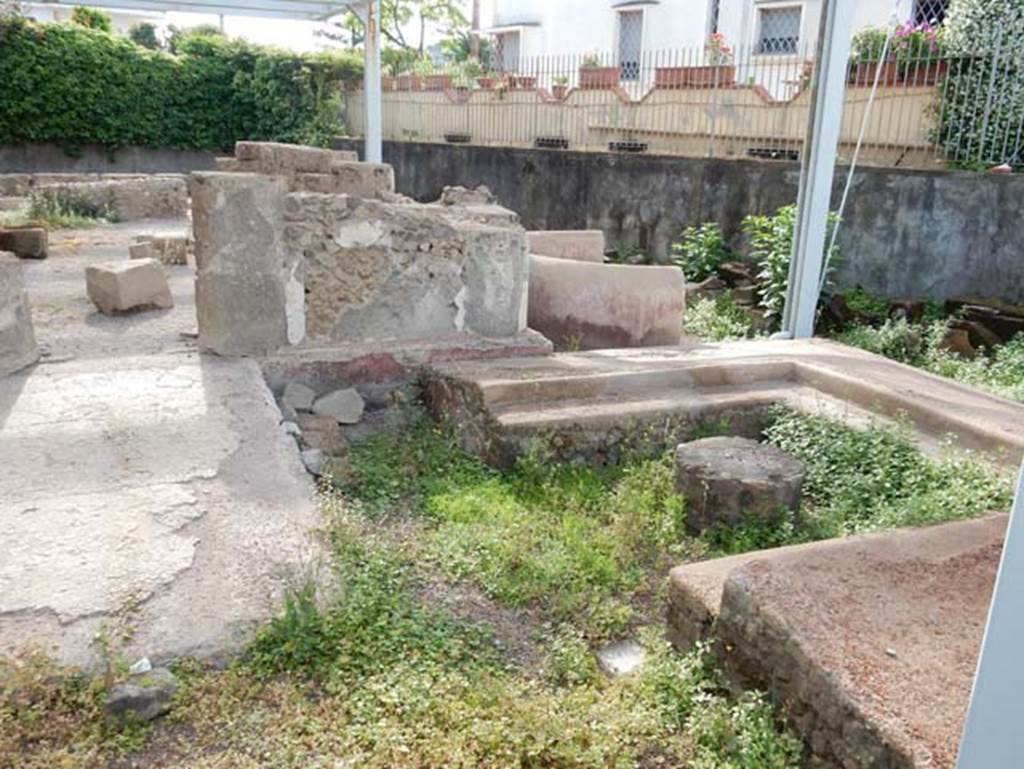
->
[163,0,489,53]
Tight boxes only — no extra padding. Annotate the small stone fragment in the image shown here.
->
[312,387,365,424]
[596,639,646,677]
[128,657,152,675]
[301,448,324,476]
[282,421,301,437]
[282,382,317,413]
[105,668,179,724]
[128,242,155,261]
[85,259,173,315]
[296,413,350,457]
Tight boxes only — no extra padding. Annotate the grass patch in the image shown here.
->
[682,295,756,342]
[0,190,114,230]
[4,410,1007,767]
[346,420,693,639]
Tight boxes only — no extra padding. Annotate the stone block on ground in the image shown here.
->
[0,252,39,376]
[526,230,606,263]
[716,514,1007,769]
[282,382,317,413]
[0,227,48,259]
[528,255,684,350]
[295,413,350,457]
[235,141,350,174]
[674,436,805,534]
[133,233,191,266]
[312,387,365,424]
[85,258,173,315]
[128,242,155,261]
[105,667,179,724]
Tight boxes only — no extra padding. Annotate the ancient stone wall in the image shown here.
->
[190,143,529,357]
[0,252,39,376]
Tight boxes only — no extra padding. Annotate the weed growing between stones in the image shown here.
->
[682,295,757,341]
[705,408,1012,555]
[837,319,1024,403]
[0,191,117,231]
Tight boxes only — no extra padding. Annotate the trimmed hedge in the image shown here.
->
[0,18,363,151]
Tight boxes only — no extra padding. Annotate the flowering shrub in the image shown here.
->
[851,20,944,67]
[937,0,1024,167]
[705,33,733,65]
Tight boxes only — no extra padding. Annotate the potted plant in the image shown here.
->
[655,33,736,88]
[507,74,537,89]
[476,72,498,89]
[579,52,619,89]
[552,75,569,100]
[849,21,946,86]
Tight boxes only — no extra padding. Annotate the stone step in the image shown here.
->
[424,339,1024,469]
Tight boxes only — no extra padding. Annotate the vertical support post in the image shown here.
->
[360,0,383,164]
[780,0,853,339]
[956,463,1024,768]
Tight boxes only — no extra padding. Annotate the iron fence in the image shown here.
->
[343,34,1024,170]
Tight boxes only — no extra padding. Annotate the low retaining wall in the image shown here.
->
[0,144,217,174]
[335,140,1024,305]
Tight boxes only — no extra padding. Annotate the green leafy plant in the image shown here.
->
[938,0,1024,167]
[0,17,362,151]
[127,21,160,50]
[742,204,840,328]
[682,295,755,341]
[69,5,111,32]
[671,222,732,281]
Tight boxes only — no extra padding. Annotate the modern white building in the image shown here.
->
[482,0,949,69]
[22,2,166,32]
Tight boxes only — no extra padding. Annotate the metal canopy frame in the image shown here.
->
[788,3,1023,766]
[44,0,383,162]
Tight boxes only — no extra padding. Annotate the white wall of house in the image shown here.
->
[23,3,166,33]
[485,0,921,65]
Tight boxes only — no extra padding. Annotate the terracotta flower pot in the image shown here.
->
[395,75,424,91]
[476,77,496,90]
[579,66,620,89]
[508,75,537,89]
[847,60,948,87]
[552,84,569,100]
[424,74,453,92]
[654,65,736,89]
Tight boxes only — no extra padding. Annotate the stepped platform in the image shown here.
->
[423,339,1024,468]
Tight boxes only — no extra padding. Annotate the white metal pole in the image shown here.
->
[361,0,383,164]
[780,0,854,339]
[956,463,1024,768]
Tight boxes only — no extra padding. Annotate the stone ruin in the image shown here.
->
[190,142,535,359]
[0,252,38,377]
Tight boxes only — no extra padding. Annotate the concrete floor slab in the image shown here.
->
[0,222,319,668]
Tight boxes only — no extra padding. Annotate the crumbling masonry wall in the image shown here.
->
[190,143,529,357]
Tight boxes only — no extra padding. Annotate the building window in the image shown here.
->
[756,5,802,55]
[494,31,520,72]
[618,10,643,81]
[913,0,949,25]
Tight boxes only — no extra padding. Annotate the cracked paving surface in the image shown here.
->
[0,221,321,668]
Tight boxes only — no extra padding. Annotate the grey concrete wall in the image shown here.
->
[335,140,1024,304]
[0,144,217,174]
